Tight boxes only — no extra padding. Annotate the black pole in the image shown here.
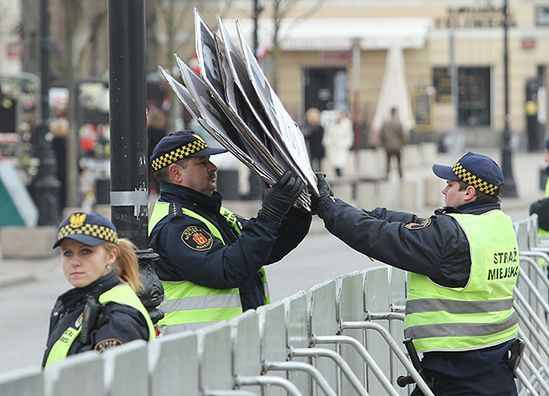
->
[108,0,164,323]
[108,0,149,247]
[501,0,518,197]
[253,0,260,56]
[31,0,60,225]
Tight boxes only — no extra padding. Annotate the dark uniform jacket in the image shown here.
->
[149,183,312,311]
[41,272,149,367]
[317,197,514,378]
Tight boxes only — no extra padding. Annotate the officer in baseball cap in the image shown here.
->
[311,150,520,395]
[148,129,310,334]
[43,211,155,368]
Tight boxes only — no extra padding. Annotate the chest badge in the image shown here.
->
[181,226,213,251]
[94,338,122,352]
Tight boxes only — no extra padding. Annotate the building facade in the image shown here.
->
[227,0,549,148]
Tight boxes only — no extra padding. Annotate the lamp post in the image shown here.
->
[108,0,163,323]
[501,0,518,197]
[252,0,262,57]
[31,0,60,225]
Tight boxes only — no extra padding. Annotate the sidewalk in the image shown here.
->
[0,255,59,288]
[0,149,544,289]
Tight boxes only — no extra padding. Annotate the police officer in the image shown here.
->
[42,212,155,368]
[148,130,310,334]
[529,138,549,241]
[312,152,520,395]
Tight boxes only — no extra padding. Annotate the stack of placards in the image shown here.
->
[159,9,317,208]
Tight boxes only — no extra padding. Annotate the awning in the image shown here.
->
[230,18,431,51]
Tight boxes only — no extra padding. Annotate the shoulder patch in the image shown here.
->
[94,338,122,352]
[404,219,432,230]
[181,226,213,251]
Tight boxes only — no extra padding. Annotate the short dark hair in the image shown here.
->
[457,181,502,203]
[153,158,190,184]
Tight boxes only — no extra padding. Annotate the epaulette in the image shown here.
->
[167,202,184,219]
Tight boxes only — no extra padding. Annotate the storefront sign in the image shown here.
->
[435,7,516,29]
[521,37,536,50]
[318,51,352,66]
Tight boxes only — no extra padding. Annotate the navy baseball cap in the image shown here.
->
[53,212,118,248]
[432,151,504,196]
[150,130,227,171]
[544,138,549,151]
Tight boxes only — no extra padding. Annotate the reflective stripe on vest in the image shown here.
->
[404,210,519,353]
[149,202,270,332]
[44,284,155,368]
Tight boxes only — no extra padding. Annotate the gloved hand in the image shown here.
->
[310,172,334,214]
[259,171,305,222]
[316,172,333,199]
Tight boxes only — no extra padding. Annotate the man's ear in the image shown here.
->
[168,164,181,183]
[464,185,477,201]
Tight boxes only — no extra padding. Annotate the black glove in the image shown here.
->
[310,172,334,214]
[259,171,305,222]
[316,172,333,199]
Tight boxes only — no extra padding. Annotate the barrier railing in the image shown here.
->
[1,215,548,396]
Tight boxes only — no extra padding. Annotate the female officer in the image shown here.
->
[42,212,155,368]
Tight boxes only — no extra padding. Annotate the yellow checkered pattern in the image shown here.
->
[151,139,208,171]
[452,162,499,196]
[57,224,118,244]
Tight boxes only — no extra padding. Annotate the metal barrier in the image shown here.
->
[2,215,548,395]
[148,331,199,396]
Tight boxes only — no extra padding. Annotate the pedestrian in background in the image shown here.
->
[148,130,310,334]
[312,152,521,395]
[380,106,406,180]
[303,107,324,171]
[323,109,353,177]
[42,212,155,369]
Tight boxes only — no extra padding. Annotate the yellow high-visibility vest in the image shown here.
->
[404,210,519,353]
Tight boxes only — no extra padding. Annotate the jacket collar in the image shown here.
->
[159,182,223,214]
[436,200,501,215]
[60,272,120,308]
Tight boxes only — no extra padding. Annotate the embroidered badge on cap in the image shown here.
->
[181,226,213,251]
[69,213,87,228]
[404,219,432,230]
[94,338,122,352]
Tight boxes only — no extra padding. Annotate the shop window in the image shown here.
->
[432,66,491,127]
[458,67,491,127]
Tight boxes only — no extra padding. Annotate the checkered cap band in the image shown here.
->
[57,224,118,244]
[452,162,499,196]
[151,138,208,171]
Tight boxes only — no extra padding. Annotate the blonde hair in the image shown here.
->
[103,239,144,293]
[305,108,321,126]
